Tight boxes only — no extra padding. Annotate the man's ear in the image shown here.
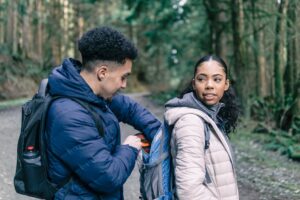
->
[225,79,230,91]
[96,65,108,81]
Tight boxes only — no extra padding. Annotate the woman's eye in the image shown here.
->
[214,78,222,82]
[197,77,205,82]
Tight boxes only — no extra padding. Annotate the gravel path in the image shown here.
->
[1,93,299,199]
[0,93,162,200]
[0,106,33,200]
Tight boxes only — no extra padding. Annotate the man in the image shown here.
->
[45,26,161,199]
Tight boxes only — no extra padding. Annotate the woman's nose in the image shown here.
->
[205,79,214,89]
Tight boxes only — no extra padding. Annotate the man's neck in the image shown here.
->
[80,70,98,95]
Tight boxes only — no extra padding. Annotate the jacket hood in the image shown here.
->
[48,58,107,108]
[164,92,224,126]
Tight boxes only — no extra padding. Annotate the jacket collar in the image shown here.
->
[48,58,108,110]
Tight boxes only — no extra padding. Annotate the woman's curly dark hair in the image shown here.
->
[78,26,138,66]
[180,55,240,134]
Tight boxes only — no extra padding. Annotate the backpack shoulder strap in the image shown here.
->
[204,122,210,150]
[203,121,212,183]
[38,78,104,137]
[70,98,104,137]
[38,79,49,97]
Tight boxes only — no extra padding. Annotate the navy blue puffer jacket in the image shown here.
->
[46,58,161,199]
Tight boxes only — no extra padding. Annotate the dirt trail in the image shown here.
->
[1,93,299,199]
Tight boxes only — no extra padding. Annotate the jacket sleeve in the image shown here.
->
[47,100,138,193]
[172,114,217,200]
[109,93,161,141]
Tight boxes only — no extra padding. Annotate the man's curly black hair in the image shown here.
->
[78,26,138,66]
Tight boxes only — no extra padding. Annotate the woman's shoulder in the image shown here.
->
[178,112,204,122]
[174,113,205,129]
[165,107,208,125]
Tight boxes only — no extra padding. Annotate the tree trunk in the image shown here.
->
[216,5,228,59]
[251,0,267,97]
[0,0,5,44]
[37,0,44,63]
[62,0,68,57]
[231,0,248,113]
[295,3,300,116]
[274,0,288,105]
[21,0,33,59]
[6,0,14,54]
[50,0,62,65]
[72,1,84,60]
[203,0,215,54]
[285,0,297,96]
[286,0,299,117]
[203,0,226,56]
[12,0,18,55]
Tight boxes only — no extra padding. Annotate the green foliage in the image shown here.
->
[252,118,300,161]
[17,1,26,16]
[288,145,300,161]
[248,95,300,161]
[0,98,29,110]
[265,130,293,152]
[81,0,98,3]
[249,128,300,161]
[120,0,211,87]
[250,95,299,131]
[291,116,300,135]
[125,0,145,22]
[150,90,178,105]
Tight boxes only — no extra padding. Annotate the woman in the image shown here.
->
[164,55,240,199]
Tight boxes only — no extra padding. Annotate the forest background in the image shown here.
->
[0,0,299,160]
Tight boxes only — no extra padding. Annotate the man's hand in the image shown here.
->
[123,135,142,150]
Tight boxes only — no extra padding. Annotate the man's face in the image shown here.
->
[99,59,132,100]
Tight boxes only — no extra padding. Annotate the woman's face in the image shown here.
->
[192,60,229,106]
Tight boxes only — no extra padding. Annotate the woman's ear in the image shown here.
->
[225,79,230,91]
[96,65,108,81]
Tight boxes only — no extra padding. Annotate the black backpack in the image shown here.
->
[14,79,104,199]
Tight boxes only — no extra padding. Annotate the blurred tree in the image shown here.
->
[274,0,288,105]
[251,0,267,97]
[0,0,299,125]
[285,0,299,123]
[285,0,297,97]
[0,0,5,44]
[231,0,249,112]
[6,0,18,55]
[203,0,228,57]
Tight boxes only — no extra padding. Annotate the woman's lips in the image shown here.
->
[203,93,216,100]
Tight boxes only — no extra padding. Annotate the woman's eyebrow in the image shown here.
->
[196,73,224,77]
[212,74,224,77]
[196,73,208,76]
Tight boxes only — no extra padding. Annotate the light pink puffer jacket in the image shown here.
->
[165,107,239,200]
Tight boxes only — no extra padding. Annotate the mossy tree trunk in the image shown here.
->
[251,0,267,97]
[274,0,288,105]
[231,0,249,114]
